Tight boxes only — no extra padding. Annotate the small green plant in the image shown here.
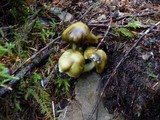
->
[0,64,19,85]
[49,20,60,27]
[112,21,142,38]
[147,63,157,79]
[55,77,70,95]
[24,73,53,119]
[25,88,52,119]
[125,21,143,29]
[14,32,27,54]
[0,1,59,119]
[30,73,42,81]
[9,0,34,22]
[33,20,55,41]
[33,20,42,29]
[114,27,134,38]
[0,45,8,56]
[0,28,4,38]
[0,43,15,57]
[41,28,54,41]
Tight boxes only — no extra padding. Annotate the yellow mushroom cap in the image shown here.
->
[62,22,98,44]
[58,49,85,78]
[84,47,107,73]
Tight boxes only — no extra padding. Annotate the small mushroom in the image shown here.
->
[83,47,107,73]
[62,22,98,49]
[58,49,85,78]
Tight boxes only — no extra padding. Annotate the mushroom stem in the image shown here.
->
[83,61,96,72]
[71,43,77,50]
[84,47,107,73]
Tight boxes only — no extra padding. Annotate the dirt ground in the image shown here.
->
[103,36,160,119]
[93,2,160,120]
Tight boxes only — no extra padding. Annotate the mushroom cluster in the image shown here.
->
[58,22,107,78]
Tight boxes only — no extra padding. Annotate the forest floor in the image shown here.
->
[0,0,160,120]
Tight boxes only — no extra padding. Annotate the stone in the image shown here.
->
[50,7,73,22]
[97,14,106,21]
[141,52,154,61]
[58,72,113,120]
[58,101,83,120]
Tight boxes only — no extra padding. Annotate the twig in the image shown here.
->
[77,1,101,21]
[0,84,12,91]
[13,36,61,74]
[0,49,52,96]
[96,8,112,49]
[0,36,60,96]
[62,106,68,120]
[52,101,56,120]
[89,11,159,24]
[89,24,150,29]
[0,0,11,8]
[86,21,160,120]
[115,11,160,22]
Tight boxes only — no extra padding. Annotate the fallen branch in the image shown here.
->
[0,36,61,96]
[88,11,159,24]
[13,36,61,74]
[87,21,160,120]
[88,24,150,29]
[113,11,159,22]
[0,52,49,96]
[77,1,101,21]
[96,6,112,49]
